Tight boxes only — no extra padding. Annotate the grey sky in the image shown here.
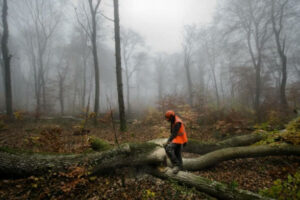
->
[102,0,216,53]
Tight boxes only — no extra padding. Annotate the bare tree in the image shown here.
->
[271,0,290,109]
[113,0,126,131]
[75,0,102,123]
[56,58,69,116]
[88,0,101,121]
[198,27,221,109]
[224,0,272,121]
[133,52,148,104]
[121,28,144,115]
[182,25,197,106]
[18,0,62,117]
[153,54,167,106]
[1,0,12,117]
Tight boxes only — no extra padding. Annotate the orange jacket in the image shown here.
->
[172,116,188,144]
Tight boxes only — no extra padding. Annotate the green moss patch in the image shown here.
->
[254,117,300,145]
[89,137,112,152]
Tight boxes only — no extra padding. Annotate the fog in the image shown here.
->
[1,0,300,119]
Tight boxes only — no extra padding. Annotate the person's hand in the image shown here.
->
[163,141,169,148]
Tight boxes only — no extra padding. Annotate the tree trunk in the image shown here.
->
[184,133,265,154]
[183,144,300,171]
[148,168,271,200]
[0,143,162,178]
[125,67,131,115]
[150,133,265,154]
[280,55,288,108]
[1,142,298,199]
[211,64,220,109]
[255,63,261,122]
[82,58,87,109]
[184,58,193,106]
[113,0,127,131]
[2,141,299,177]
[59,79,64,115]
[271,0,288,110]
[88,0,101,122]
[1,0,13,117]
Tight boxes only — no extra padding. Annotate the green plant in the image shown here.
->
[89,137,111,151]
[260,170,300,200]
[229,180,239,190]
[286,117,300,135]
[142,189,155,199]
[13,111,24,121]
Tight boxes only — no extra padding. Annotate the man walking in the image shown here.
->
[164,110,188,174]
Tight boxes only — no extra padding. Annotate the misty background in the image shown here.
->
[0,0,300,120]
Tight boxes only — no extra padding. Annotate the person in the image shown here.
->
[163,110,188,174]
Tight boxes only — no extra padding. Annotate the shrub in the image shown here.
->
[89,137,111,151]
[143,108,162,125]
[254,117,300,145]
[260,170,300,200]
[13,111,24,121]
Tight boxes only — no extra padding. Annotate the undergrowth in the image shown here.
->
[260,170,300,200]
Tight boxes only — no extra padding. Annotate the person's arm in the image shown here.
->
[167,122,181,143]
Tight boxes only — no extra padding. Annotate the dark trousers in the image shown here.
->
[165,143,183,167]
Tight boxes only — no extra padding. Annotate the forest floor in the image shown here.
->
[0,116,299,199]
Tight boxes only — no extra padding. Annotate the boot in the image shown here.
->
[172,166,180,174]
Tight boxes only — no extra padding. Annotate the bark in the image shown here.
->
[271,0,288,109]
[1,142,298,199]
[150,133,265,154]
[184,133,265,154]
[183,144,300,171]
[88,0,101,121]
[184,55,193,106]
[0,143,163,178]
[114,0,127,131]
[1,0,13,117]
[59,80,64,115]
[2,140,299,177]
[148,168,272,200]
[125,65,131,115]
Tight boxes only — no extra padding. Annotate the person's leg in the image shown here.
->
[174,144,183,168]
[164,143,180,167]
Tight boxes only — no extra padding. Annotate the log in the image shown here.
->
[0,143,165,178]
[1,142,298,199]
[1,141,299,177]
[183,144,300,171]
[150,133,265,154]
[148,167,272,200]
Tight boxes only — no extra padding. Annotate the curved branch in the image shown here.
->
[150,133,265,154]
[148,167,272,200]
[0,143,164,178]
[183,144,300,171]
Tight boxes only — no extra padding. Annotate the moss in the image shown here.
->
[0,146,34,154]
[89,137,112,152]
[285,117,300,134]
[129,142,159,155]
[253,117,300,145]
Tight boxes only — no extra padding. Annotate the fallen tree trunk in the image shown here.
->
[148,167,272,200]
[1,142,299,177]
[183,144,300,171]
[150,133,265,154]
[1,142,297,199]
[0,143,165,178]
